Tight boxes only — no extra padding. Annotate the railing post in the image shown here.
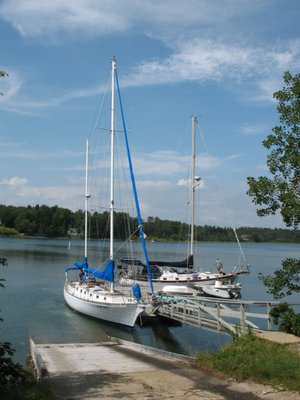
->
[267,302,272,331]
[240,303,246,335]
[198,305,202,326]
[217,302,221,331]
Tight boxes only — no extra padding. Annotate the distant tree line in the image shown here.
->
[0,204,299,243]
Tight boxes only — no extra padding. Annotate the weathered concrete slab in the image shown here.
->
[256,331,300,344]
[30,338,300,400]
[34,341,172,375]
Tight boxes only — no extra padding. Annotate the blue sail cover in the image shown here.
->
[75,257,88,269]
[83,260,115,283]
[65,257,89,272]
[65,258,115,283]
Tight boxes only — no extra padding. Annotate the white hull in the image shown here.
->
[64,283,145,327]
[161,285,197,296]
[193,280,242,298]
[201,285,232,299]
[119,269,245,292]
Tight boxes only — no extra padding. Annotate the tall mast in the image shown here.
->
[110,57,116,261]
[190,115,197,257]
[109,57,116,293]
[84,139,90,259]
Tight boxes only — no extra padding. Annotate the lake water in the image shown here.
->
[0,236,299,365]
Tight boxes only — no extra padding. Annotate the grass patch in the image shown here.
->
[2,379,56,400]
[196,333,300,391]
[0,227,19,236]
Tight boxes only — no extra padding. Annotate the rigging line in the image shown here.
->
[97,127,124,133]
[115,66,154,293]
[87,72,111,143]
[94,73,111,129]
[87,75,112,211]
[111,226,140,258]
[197,124,246,263]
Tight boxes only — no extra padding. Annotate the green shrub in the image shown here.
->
[196,333,300,391]
[0,227,18,236]
[270,303,300,337]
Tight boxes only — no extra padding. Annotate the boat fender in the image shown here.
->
[132,284,141,301]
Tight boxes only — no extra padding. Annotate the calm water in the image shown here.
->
[0,236,299,365]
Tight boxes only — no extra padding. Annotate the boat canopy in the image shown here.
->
[149,254,194,269]
[121,254,194,270]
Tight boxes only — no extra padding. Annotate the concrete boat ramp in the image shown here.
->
[30,338,300,400]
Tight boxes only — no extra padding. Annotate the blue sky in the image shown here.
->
[0,0,299,228]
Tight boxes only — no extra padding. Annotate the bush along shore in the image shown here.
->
[196,332,300,393]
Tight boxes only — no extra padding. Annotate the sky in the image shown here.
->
[0,0,299,229]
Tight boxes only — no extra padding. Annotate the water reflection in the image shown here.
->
[1,237,299,364]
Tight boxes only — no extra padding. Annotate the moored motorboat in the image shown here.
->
[161,285,197,296]
[194,279,242,299]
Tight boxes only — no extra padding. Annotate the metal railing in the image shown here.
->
[151,294,297,335]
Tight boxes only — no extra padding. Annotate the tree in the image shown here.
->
[247,71,300,335]
[247,71,300,228]
[0,258,29,392]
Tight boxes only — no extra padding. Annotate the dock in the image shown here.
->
[151,294,299,335]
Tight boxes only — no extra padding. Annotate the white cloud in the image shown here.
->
[0,182,80,209]
[132,150,233,179]
[0,0,265,40]
[0,0,131,39]
[127,39,300,90]
[137,179,173,189]
[2,39,296,114]
[240,123,268,136]
[17,185,76,201]
[177,178,205,190]
[133,150,188,177]
[1,1,299,113]
[0,70,25,112]
[0,140,26,147]
[0,176,28,187]
[1,148,83,160]
[247,77,282,103]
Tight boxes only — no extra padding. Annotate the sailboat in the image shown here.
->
[64,58,153,327]
[119,116,249,294]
